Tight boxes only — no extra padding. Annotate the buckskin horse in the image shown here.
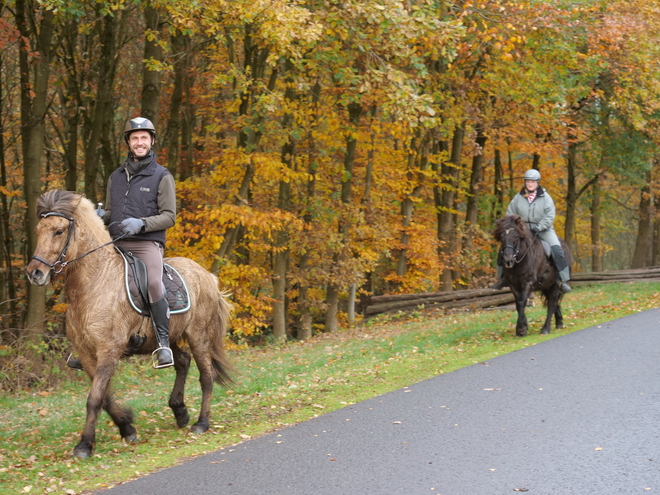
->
[26,190,233,458]
[493,214,572,336]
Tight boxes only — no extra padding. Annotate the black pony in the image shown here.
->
[493,215,572,336]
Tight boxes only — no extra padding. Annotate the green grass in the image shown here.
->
[1,282,659,494]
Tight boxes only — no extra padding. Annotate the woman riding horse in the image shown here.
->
[491,169,572,293]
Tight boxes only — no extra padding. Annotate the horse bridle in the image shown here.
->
[31,211,127,277]
[500,227,537,264]
[31,212,76,275]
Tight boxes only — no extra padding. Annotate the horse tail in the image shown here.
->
[211,291,234,387]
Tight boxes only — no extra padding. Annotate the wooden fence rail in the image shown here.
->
[363,267,660,318]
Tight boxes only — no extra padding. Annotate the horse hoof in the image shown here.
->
[556,324,564,330]
[123,432,138,444]
[190,420,210,435]
[73,446,93,459]
[541,330,550,335]
[176,412,190,428]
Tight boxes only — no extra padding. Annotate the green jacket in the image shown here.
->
[506,186,556,234]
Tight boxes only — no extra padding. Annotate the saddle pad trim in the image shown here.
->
[119,251,190,315]
[164,263,191,314]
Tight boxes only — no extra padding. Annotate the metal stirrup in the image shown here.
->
[151,346,174,369]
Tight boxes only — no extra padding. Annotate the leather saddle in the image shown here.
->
[115,246,190,316]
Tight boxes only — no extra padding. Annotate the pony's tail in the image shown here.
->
[211,291,234,387]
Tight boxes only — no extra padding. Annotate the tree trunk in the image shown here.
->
[83,12,118,203]
[396,131,428,278]
[436,125,464,290]
[492,148,504,222]
[295,82,321,340]
[564,130,578,252]
[142,1,164,132]
[464,123,487,247]
[60,18,80,192]
[324,101,361,332]
[631,169,653,268]
[166,31,188,177]
[17,0,55,349]
[0,51,17,340]
[653,194,660,267]
[271,60,296,342]
[362,106,377,204]
[590,175,603,272]
[211,31,275,272]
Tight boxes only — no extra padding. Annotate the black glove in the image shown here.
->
[530,226,539,234]
[121,217,145,236]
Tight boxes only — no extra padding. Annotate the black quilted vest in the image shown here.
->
[108,155,170,245]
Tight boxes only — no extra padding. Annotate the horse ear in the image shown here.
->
[514,215,524,227]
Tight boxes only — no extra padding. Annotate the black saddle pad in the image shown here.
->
[116,247,190,316]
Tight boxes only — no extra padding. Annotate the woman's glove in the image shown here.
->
[121,217,145,236]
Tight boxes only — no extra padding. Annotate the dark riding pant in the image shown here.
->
[115,239,164,302]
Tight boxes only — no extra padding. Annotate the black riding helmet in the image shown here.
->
[124,117,156,145]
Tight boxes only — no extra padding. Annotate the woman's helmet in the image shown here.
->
[124,117,156,145]
[523,169,541,182]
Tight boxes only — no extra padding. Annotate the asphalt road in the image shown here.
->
[100,308,660,494]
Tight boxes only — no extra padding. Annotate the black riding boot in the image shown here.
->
[550,245,572,293]
[150,297,174,368]
[66,354,84,372]
[490,278,509,290]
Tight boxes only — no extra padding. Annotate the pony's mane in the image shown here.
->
[37,190,109,240]
[493,215,528,240]
[37,190,84,218]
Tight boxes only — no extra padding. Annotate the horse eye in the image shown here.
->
[55,229,64,236]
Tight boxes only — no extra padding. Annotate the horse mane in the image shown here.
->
[37,190,82,218]
[493,214,530,242]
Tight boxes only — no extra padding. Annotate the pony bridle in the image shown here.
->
[501,227,536,264]
[31,212,76,275]
[500,228,520,261]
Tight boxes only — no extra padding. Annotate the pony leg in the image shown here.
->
[168,344,191,428]
[102,393,136,443]
[190,353,215,434]
[74,360,118,459]
[541,287,563,334]
[513,287,531,337]
[554,299,565,329]
[540,291,555,335]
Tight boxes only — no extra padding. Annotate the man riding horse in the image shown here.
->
[491,169,572,293]
[68,117,176,370]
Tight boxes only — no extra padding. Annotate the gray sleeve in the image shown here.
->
[505,196,517,216]
[143,173,176,232]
